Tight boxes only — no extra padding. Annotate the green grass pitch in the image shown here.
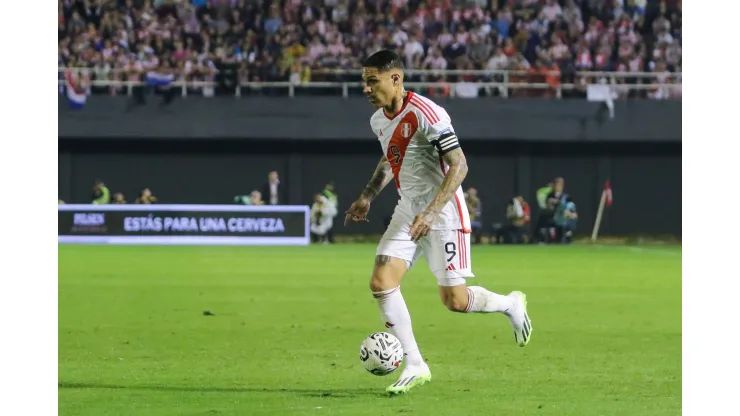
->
[59,244,681,416]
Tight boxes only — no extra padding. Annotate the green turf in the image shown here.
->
[58,244,681,416]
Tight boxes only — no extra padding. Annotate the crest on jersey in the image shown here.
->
[401,122,413,138]
[378,129,383,137]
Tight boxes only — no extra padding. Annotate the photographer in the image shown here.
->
[503,196,531,244]
[554,197,578,244]
[234,190,264,205]
[91,180,110,205]
[310,194,338,244]
[536,177,566,243]
[465,188,483,244]
[322,183,339,243]
[532,180,554,243]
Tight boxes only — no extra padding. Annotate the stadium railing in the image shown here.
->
[59,67,682,99]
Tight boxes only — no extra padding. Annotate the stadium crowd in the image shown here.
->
[59,0,681,98]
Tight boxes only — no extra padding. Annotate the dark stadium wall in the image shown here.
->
[58,139,681,237]
[58,96,682,142]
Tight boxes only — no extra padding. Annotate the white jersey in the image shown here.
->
[370,91,471,232]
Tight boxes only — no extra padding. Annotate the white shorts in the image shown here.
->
[376,210,474,287]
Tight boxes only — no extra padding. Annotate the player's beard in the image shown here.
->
[382,89,405,112]
[369,87,395,109]
[368,92,388,108]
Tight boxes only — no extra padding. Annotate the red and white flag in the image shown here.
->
[604,180,613,207]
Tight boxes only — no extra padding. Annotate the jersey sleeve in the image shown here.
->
[414,104,461,156]
[369,112,383,138]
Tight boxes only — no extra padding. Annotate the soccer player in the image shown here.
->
[344,50,533,394]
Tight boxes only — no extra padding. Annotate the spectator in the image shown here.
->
[540,59,562,98]
[58,0,679,100]
[112,192,127,204]
[464,187,483,244]
[542,0,563,21]
[91,180,110,205]
[493,9,512,38]
[422,47,448,71]
[135,188,158,204]
[310,194,338,244]
[404,33,426,69]
[261,171,284,205]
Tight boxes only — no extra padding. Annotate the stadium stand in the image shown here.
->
[58,0,681,99]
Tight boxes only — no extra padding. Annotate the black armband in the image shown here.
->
[433,132,460,155]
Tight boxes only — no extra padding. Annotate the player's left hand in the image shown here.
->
[409,210,436,241]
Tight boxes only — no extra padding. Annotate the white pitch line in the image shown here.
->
[593,245,682,256]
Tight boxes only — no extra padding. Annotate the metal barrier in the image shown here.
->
[58,67,682,100]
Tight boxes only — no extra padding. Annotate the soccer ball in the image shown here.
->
[359,332,404,376]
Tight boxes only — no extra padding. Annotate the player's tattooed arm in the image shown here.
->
[345,156,391,225]
[426,148,468,215]
[360,155,393,201]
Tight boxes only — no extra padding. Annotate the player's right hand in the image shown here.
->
[344,197,371,226]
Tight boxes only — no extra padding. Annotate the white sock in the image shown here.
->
[464,286,513,314]
[373,287,424,366]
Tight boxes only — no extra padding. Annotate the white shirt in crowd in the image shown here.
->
[404,40,424,68]
[269,180,279,205]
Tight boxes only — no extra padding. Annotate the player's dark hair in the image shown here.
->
[362,50,405,73]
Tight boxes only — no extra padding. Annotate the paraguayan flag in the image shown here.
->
[64,72,88,110]
[146,71,175,87]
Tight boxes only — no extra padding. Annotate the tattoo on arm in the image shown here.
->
[427,148,468,215]
[361,156,393,201]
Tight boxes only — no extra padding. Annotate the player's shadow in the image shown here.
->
[58,382,388,399]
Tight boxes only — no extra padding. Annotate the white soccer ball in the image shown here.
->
[359,332,404,376]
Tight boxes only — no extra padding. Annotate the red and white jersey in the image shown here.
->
[369,91,471,232]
